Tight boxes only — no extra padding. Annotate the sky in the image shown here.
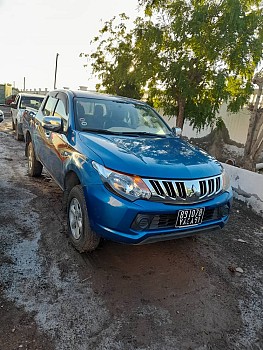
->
[0,0,141,91]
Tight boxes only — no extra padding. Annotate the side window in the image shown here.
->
[43,96,58,116]
[54,99,69,132]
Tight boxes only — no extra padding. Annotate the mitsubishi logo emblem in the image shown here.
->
[185,181,201,199]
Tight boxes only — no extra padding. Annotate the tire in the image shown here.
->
[28,141,43,177]
[11,116,15,130]
[15,122,24,141]
[67,185,100,252]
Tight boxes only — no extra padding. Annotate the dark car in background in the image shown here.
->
[0,110,4,123]
[5,94,17,105]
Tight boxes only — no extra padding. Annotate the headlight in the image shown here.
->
[92,161,151,201]
[222,168,231,191]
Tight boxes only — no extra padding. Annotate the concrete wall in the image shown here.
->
[162,102,251,145]
[21,88,49,95]
[223,163,263,216]
[161,90,263,145]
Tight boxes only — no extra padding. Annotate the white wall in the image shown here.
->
[219,104,250,144]
[223,163,263,216]
[161,102,251,144]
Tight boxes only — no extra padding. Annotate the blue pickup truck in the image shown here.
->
[22,89,232,252]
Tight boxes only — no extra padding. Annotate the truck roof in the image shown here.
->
[17,92,46,98]
[54,89,147,105]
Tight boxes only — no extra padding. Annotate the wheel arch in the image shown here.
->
[63,170,81,211]
[64,170,81,192]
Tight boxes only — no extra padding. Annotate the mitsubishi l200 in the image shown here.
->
[22,89,232,252]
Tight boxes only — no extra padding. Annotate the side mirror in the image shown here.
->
[29,110,36,118]
[10,102,17,109]
[172,127,182,137]
[42,116,63,133]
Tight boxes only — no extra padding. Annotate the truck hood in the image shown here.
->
[79,132,222,179]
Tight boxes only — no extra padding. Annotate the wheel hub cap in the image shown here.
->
[69,198,83,240]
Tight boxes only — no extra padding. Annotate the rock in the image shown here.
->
[237,239,247,243]
[236,267,244,273]
[228,265,236,273]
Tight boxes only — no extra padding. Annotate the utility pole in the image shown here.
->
[23,77,26,91]
[54,53,59,89]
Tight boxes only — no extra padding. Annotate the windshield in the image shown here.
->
[20,96,44,109]
[74,97,172,136]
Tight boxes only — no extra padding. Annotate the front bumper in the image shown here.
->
[84,184,233,245]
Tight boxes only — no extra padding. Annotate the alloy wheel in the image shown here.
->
[69,198,83,240]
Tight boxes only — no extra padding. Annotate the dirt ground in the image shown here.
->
[0,107,263,350]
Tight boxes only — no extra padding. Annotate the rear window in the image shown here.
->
[20,96,44,109]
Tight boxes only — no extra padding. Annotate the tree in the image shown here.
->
[88,0,263,131]
[243,70,263,170]
[85,14,145,100]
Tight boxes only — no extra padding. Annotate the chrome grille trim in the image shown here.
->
[143,175,223,204]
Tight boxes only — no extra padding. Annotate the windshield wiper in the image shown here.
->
[81,129,172,138]
[81,128,121,135]
[116,131,170,138]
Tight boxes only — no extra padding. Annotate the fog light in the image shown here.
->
[138,217,150,229]
[220,205,230,217]
[131,214,152,231]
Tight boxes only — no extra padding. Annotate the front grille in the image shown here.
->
[149,208,220,230]
[131,207,226,231]
[143,175,222,204]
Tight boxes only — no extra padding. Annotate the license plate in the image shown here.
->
[176,208,205,227]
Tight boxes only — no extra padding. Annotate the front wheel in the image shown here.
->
[28,141,43,177]
[67,185,100,252]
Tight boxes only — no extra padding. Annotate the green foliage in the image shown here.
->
[88,14,144,99]
[88,0,263,129]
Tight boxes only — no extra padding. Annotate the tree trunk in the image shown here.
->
[254,139,263,163]
[176,96,186,129]
[250,110,263,157]
[244,84,263,157]
[242,76,263,170]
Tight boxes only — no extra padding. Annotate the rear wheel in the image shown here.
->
[28,141,43,177]
[67,185,100,252]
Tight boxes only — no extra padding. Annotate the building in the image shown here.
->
[20,88,49,95]
[0,83,12,104]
